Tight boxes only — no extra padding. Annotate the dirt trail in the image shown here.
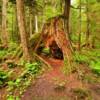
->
[21,58,100,100]
[21,58,82,100]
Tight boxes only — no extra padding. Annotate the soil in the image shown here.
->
[21,57,100,100]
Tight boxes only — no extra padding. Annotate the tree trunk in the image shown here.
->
[64,0,72,55]
[29,9,33,37]
[78,0,82,51]
[86,0,90,47]
[16,0,31,61]
[63,0,73,73]
[35,15,38,33]
[1,0,8,46]
[64,0,73,51]
[64,0,70,34]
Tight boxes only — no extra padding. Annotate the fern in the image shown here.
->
[89,60,100,75]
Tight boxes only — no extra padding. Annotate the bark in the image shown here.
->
[35,15,38,33]
[11,4,14,41]
[16,0,31,61]
[78,0,82,51]
[86,0,90,47]
[64,0,70,34]
[63,0,73,58]
[54,18,72,64]
[29,9,33,37]
[1,0,8,46]
[64,0,73,52]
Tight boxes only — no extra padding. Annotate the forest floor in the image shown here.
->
[21,57,100,100]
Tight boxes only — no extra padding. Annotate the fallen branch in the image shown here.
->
[33,53,52,69]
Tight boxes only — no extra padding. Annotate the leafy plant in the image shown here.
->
[89,60,100,75]
[0,70,9,86]
[0,50,7,60]
[25,62,41,75]
[7,95,20,100]
[74,52,89,64]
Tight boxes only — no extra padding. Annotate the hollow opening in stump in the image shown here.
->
[37,41,63,60]
[49,41,63,59]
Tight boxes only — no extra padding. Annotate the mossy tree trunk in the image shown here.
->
[16,0,31,61]
[86,0,90,47]
[78,0,82,51]
[63,0,73,72]
[1,0,8,46]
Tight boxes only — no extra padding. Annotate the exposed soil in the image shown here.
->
[21,57,100,100]
[0,57,99,100]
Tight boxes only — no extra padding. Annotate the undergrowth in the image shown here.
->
[0,69,12,87]
[6,60,42,100]
[74,49,100,75]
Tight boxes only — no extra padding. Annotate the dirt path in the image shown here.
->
[21,58,100,100]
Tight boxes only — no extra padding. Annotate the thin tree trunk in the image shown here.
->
[16,0,31,61]
[64,0,73,54]
[35,15,38,33]
[12,4,14,41]
[63,0,73,73]
[29,9,33,37]
[15,5,19,43]
[86,0,90,47]
[78,0,82,51]
[64,0,73,52]
[64,0,70,35]
[1,0,8,46]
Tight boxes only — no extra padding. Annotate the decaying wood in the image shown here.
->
[39,16,73,62]
[33,53,52,68]
[35,16,74,74]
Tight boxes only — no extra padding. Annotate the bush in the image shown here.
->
[0,70,9,86]
[74,52,89,64]
[89,60,100,75]
[0,50,7,59]
[25,62,41,75]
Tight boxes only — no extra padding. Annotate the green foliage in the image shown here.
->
[8,42,18,52]
[0,70,9,86]
[83,49,100,75]
[0,42,18,63]
[87,49,100,58]
[74,49,100,75]
[0,50,7,59]
[7,42,19,57]
[7,62,17,68]
[42,47,50,55]
[7,95,20,100]
[89,60,100,75]
[74,52,89,64]
[25,62,41,75]
[7,78,22,92]
[6,62,41,98]
[7,95,15,100]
